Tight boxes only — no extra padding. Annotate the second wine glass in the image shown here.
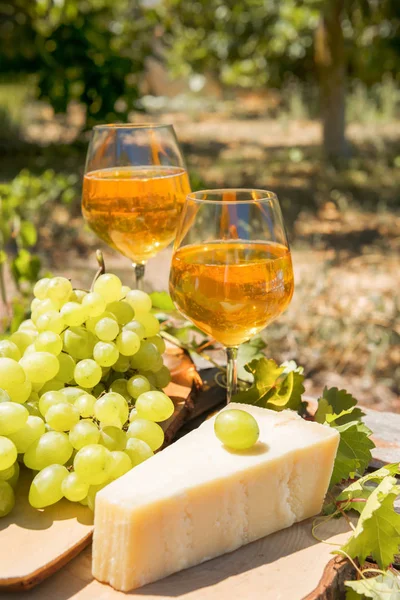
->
[82,123,190,288]
[169,189,294,403]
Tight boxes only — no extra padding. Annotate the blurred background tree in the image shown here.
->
[161,0,400,160]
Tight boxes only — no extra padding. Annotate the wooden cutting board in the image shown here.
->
[1,513,353,600]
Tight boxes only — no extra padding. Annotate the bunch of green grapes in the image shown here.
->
[0,274,175,516]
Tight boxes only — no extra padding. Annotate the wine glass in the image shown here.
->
[169,189,294,403]
[82,124,190,289]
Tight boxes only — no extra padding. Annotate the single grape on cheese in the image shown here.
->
[92,404,340,592]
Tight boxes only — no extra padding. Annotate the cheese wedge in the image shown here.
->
[92,404,339,591]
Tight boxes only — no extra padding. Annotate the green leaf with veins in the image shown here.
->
[232,357,304,412]
[330,420,375,487]
[237,336,266,383]
[315,387,364,425]
[345,571,400,600]
[339,477,400,569]
[335,464,400,514]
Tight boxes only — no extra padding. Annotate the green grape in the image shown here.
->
[120,285,130,299]
[93,341,119,367]
[45,403,80,432]
[20,352,60,384]
[81,291,106,317]
[63,327,95,360]
[74,359,102,389]
[130,341,160,371]
[86,311,116,334]
[8,415,45,453]
[115,331,140,357]
[29,464,68,508]
[18,319,37,332]
[0,340,21,361]
[62,472,89,502]
[153,366,171,389]
[0,480,15,517]
[0,402,29,435]
[31,297,41,312]
[147,335,166,354]
[99,426,126,451]
[147,354,164,374]
[22,343,37,356]
[0,357,27,389]
[0,461,19,489]
[127,418,164,451]
[80,496,89,506]
[35,311,65,334]
[214,409,259,450]
[60,387,85,403]
[109,378,130,400]
[40,379,64,394]
[0,389,11,403]
[125,290,152,315]
[26,400,41,417]
[32,298,59,321]
[57,352,76,383]
[106,301,134,326]
[0,437,17,470]
[93,274,122,304]
[24,431,73,470]
[94,395,122,427]
[74,444,113,485]
[60,302,88,327]
[10,330,37,353]
[6,378,32,404]
[139,371,157,388]
[69,419,100,449]
[32,381,44,392]
[94,318,119,342]
[135,391,174,422]
[137,314,160,337]
[129,407,138,422]
[125,438,153,467]
[127,374,151,399]
[87,482,108,511]
[112,354,131,373]
[108,450,132,480]
[45,277,73,305]
[34,331,63,356]
[73,290,87,303]
[122,320,146,340]
[34,277,50,300]
[74,393,96,418]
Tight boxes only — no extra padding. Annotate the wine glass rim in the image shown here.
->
[92,123,174,130]
[186,189,278,204]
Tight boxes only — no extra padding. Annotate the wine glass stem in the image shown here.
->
[133,263,146,290]
[226,346,238,404]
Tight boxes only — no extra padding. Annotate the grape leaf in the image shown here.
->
[330,420,375,487]
[336,464,400,514]
[345,572,400,600]
[315,387,364,425]
[339,476,400,569]
[237,336,266,383]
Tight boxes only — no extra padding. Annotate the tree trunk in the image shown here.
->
[315,0,348,161]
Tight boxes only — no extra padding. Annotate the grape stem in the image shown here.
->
[90,250,106,292]
[160,330,226,375]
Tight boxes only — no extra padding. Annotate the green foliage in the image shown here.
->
[335,464,400,515]
[329,420,375,487]
[1,0,157,126]
[315,387,365,425]
[345,571,400,600]
[339,476,400,569]
[0,169,78,298]
[232,356,305,412]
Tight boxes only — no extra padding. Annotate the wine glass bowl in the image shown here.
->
[169,189,294,402]
[82,124,190,286]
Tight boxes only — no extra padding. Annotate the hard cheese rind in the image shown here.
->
[92,404,339,591]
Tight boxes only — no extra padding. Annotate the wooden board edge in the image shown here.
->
[0,530,93,591]
[303,555,356,600]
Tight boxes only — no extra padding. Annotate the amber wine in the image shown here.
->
[170,241,294,346]
[82,166,191,263]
